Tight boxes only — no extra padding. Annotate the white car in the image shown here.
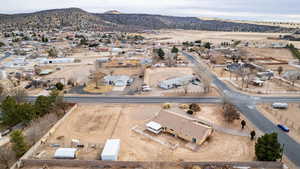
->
[142,86,152,92]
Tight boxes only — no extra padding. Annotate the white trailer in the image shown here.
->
[101,139,120,161]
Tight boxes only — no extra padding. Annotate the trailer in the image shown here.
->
[101,139,120,161]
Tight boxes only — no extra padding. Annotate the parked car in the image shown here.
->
[142,85,152,92]
[272,103,288,109]
[277,124,290,132]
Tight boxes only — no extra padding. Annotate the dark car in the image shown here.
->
[277,124,290,132]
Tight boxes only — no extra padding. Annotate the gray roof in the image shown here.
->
[54,148,77,159]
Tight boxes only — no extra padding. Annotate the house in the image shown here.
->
[101,139,120,161]
[104,75,133,87]
[158,75,194,89]
[36,58,75,64]
[149,111,213,145]
[54,148,77,159]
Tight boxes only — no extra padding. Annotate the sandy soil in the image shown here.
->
[243,48,294,62]
[257,103,300,143]
[143,30,300,49]
[44,64,94,84]
[32,103,255,162]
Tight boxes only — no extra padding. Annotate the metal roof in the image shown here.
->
[146,121,162,131]
[101,139,120,160]
[54,148,77,159]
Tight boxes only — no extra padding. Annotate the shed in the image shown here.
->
[146,121,162,134]
[54,148,77,159]
[101,139,120,161]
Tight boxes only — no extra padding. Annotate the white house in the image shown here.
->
[36,58,75,64]
[104,75,133,87]
[158,75,194,89]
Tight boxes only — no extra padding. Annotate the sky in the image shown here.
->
[0,0,300,22]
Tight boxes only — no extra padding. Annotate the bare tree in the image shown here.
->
[10,88,27,103]
[0,146,16,169]
[201,74,212,94]
[223,103,240,123]
[26,121,43,145]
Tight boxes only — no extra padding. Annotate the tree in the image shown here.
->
[204,42,211,49]
[255,133,283,161]
[189,103,201,112]
[277,66,283,76]
[0,96,19,126]
[186,109,194,115]
[10,130,29,158]
[0,41,5,47]
[171,46,179,54]
[18,103,36,125]
[10,88,27,103]
[54,94,69,115]
[250,130,256,140]
[55,82,64,91]
[79,38,87,46]
[241,120,246,129]
[223,103,240,122]
[157,48,165,60]
[48,48,58,57]
[0,146,15,169]
[34,96,52,116]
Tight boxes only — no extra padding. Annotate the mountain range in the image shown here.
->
[0,8,297,33]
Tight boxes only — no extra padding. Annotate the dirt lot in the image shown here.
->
[243,48,294,62]
[257,103,300,143]
[44,65,94,84]
[30,103,256,162]
[143,30,300,49]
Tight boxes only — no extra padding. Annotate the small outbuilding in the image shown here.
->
[101,139,120,161]
[146,121,162,134]
[54,148,77,159]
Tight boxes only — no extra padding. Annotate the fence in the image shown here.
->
[10,104,78,169]
[225,79,300,95]
[21,159,284,169]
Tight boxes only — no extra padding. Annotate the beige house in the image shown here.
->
[149,110,213,145]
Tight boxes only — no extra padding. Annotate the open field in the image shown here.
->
[143,30,300,48]
[31,103,256,162]
[243,48,294,62]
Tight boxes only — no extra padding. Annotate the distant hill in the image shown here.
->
[104,10,122,14]
[0,8,297,33]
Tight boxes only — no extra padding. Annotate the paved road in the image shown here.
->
[183,52,300,167]
[27,96,223,103]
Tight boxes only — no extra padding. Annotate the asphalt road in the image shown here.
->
[27,96,223,103]
[183,52,300,167]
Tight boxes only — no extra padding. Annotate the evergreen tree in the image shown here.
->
[171,46,179,54]
[0,97,20,126]
[255,133,283,161]
[157,48,165,60]
[10,130,28,158]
